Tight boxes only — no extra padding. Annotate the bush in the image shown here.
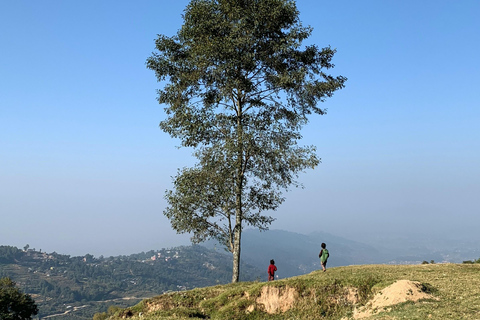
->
[93,312,108,320]
[462,258,480,264]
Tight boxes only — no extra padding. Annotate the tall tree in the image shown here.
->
[0,278,38,320]
[147,0,346,282]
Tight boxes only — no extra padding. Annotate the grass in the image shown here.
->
[101,263,480,320]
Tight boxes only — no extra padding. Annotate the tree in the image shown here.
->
[0,278,38,320]
[147,0,346,282]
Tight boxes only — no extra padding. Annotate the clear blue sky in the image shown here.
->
[1,1,479,257]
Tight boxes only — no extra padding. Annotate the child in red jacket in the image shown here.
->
[268,259,277,281]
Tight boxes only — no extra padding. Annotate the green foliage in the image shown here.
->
[462,257,480,264]
[93,305,123,320]
[92,312,108,320]
[147,0,346,283]
[419,282,437,295]
[0,246,23,263]
[0,246,263,319]
[0,277,38,320]
[351,275,380,305]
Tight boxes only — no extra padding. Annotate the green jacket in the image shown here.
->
[320,249,329,263]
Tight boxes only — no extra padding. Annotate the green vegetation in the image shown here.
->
[0,245,262,319]
[103,263,480,320]
[147,0,346,283]
[462,257,480,264]
[0,277,38,320]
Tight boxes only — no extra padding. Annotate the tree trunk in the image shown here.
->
[231,222,241,283]
[232,97,244,283]
[232,172,243,282]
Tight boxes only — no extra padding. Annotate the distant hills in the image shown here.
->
[0,245,262,319]
[203,229,386,279]
[2,229,479,319]
[204,229,480,278]
[233,229,384,278]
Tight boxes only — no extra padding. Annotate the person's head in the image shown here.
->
[270,259,275,265]
[321,243,326,249]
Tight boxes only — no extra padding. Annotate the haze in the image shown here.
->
[1,1,479,257]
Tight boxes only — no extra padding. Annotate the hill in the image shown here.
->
[218,229,480,277]
[100,263,480,320]
[229,229,385,278]
[0,245,263,319]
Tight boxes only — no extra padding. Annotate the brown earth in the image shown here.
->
[352,280,437,319]
[249,285,298,314]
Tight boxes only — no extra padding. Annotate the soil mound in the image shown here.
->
[353,280,436,319]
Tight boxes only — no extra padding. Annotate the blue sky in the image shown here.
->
[1,1,479,257]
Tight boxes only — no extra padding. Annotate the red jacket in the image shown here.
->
[268,264,277,276]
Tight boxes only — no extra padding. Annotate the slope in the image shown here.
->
[102,263,480,320]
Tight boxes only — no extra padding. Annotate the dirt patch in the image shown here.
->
[352,280,437,319]
[145,293,179,312]
[346,288,360,304]
[145,300,165,313]
[254,286,298,314]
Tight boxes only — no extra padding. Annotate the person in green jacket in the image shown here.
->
[318,243,329,272]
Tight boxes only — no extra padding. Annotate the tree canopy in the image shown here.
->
[0,277,38,320]
[147,0,346,282]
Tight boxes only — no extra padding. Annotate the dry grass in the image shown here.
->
[103,263,480,320]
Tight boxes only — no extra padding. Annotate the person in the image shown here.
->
[318,243,329,272]
[267,259,277,281]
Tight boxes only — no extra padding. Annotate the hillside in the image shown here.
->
[202,229,480,281]
[0,245,263,319]
[228,229,385,278]
[101,263,480,320]
[233,229,480,275]
[3,230,479,319]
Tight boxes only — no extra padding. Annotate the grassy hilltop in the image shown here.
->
[101,263,480,320]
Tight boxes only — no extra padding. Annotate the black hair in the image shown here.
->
[270,259,275,265]
[321,243,326,249]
